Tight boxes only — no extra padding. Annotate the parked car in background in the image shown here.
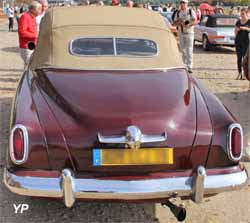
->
[151,5,162,12]
[4,7,248,221]
[194,14,238,50]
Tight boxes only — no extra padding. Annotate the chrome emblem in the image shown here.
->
[97,125,167,149]
[125,126,142,149]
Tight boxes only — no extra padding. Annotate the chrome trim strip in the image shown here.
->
[3,167,248,208]
[9,124,29,165]
[141,134,167,144]
[113,37,117,56]
[97,134,127,144]
[227,123,243,161]
[98,125,167,149]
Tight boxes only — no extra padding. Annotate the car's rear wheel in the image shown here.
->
[202,36,211,51]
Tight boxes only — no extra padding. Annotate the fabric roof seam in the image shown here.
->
[51,7,54,66]
[33,66,186,71]
[50,25,172,32]
[48,6,166,29]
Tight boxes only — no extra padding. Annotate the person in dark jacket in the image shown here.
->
[235,8,250,80]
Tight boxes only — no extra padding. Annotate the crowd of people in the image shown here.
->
[3,0,250,78]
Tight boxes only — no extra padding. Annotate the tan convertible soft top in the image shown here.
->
[30,6,183,70]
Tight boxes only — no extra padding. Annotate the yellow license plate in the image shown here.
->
[93,148,173,166]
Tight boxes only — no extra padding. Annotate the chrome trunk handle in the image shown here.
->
[97,126,167,149]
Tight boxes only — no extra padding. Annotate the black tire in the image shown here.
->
[202,35,211,51]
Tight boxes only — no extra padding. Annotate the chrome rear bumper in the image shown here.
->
[3,166,248,208]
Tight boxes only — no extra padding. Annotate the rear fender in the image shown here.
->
[8,71,50,169]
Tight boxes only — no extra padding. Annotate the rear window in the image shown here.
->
[70,37,158,57]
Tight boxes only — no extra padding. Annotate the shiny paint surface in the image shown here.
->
[8,67,237,177]
[39,68,197,172]
[8,73,50,169]
[191,78,236,167]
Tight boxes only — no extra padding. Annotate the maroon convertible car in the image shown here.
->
[3,6,248,218]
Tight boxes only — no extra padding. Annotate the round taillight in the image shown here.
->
[10,125,29,164]
[13,128,24,160]
[227,123,243,161]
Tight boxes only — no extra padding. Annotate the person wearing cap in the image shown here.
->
[173,0,197,73]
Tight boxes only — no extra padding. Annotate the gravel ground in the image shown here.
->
[0,19,249,223]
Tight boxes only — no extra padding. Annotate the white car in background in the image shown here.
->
[194,14,239,50]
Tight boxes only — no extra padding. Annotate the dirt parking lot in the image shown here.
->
[0,19,250,223]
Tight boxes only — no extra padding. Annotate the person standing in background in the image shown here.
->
[158,5,163,13]
[144,3,152,10]
[195,6,201,22]
[18,1,41,68]
[111,0,120,6]
[20,4,25,14]
[235,8,250,80]
[6,3,14,32]
[237,7,241,17]
[97,0,104,6]
[126,0,134,7]
[36,0,48,33]
[173,0,197,73]
[229,6,234,16]
[84,0,90,6]
[14,6,20,24]
[166,3,173,12]
[247,6,250,17]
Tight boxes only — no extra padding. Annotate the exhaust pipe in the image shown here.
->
[162,200,187,222]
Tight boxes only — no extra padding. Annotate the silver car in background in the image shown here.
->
[194,15,239,50]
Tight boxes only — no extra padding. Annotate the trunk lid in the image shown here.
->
[35,68,197,173]
[215,27,234,37]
